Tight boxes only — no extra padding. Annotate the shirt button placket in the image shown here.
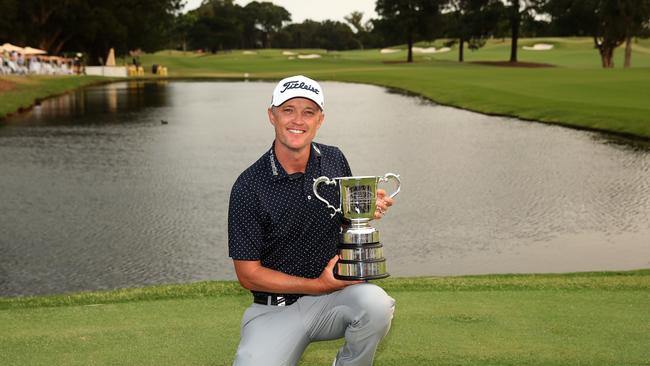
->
[304,178,313,202]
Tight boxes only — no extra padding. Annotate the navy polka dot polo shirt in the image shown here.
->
[228,142,352,287]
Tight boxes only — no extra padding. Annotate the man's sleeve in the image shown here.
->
[338,148,353,176]
[228,180,266,260]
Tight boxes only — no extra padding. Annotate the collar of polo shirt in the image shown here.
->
[268,142,322,181]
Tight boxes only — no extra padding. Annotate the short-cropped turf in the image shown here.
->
[2,270,649,366]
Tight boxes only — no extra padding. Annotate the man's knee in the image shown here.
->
[342,283,395,326]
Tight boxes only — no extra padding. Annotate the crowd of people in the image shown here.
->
[0,50,80,75]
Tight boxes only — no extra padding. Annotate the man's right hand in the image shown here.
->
[316,256,364,293]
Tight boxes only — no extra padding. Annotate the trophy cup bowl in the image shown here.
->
[313,173,401,280]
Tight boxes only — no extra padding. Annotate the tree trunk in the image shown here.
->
[459,38,464,62]
[38,28,63,53]
[50,33,73,55]
[89,47,105,66]
[356,38,364,50]
[599,46,614,68]
[407,32,413,63]
[509,0,520,63]
[262,32,269,48]
[624,35,632,68]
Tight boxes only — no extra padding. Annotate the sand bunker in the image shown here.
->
[297,54,322,59]
[414,47,451,54]
[242,51,257,55]
[522,43,554,51]
[413,47,433,53]
[282,51,297,55]
[382,47,451,54]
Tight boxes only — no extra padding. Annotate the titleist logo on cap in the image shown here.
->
[281,80,320,95]
[271,75,324,110]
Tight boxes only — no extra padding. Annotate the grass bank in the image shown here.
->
[0,75,108,119]
[2,37,650,138]
[2,270,649,365]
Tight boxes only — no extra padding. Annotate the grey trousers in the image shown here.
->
[233,283,395,366]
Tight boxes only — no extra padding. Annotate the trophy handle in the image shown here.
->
[380,173,401,198]
[313,176,341,218]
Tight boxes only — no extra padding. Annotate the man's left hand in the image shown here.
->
[374,189,394,220]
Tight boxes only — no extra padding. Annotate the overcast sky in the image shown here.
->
[182,0,379,24]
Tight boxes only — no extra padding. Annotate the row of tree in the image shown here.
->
[175,0,650,67]
[1,0,648,68]
[0,0,183,65]
[377,0,650,67]
[174,1,370,51]
[546,0,650,67]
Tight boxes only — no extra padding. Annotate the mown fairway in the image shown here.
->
[135,37,650,138]
[1,271,649,366]
[2,37,650,138]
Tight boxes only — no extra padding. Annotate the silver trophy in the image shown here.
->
[313,174,401,280]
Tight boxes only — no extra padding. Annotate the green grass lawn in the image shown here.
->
[2,270,649,366]
[411,37,650,68]
[3,37,649,138]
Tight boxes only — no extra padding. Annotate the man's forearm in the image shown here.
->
[235,261,325,295]
[234,257,358,295]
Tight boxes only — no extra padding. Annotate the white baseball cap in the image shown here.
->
[270,75,324,111]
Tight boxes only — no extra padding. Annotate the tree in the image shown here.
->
[0,0,82,54]
[275,20,359,50]
[546,0,650,68]
[345,11,365,49]
[505,0,547,63]
[621,0,650,67]
[375,0,441,63]
[173,12,198,52]
[344,11,367,34]
[0,0,182,64]
[520,9,553,36]
[276,21,320,49]
[0,0,19,43]
[594,0,627,67]
[243,1,291,48]
[189,0,244,52]
[344,11,374,49]
[315,20,360,50]
[444,0,503,62]
[345,11,387,49]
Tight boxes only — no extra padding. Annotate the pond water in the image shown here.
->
[1,80,649,296]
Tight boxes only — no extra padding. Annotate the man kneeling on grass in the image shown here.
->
[228,75,396,365]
